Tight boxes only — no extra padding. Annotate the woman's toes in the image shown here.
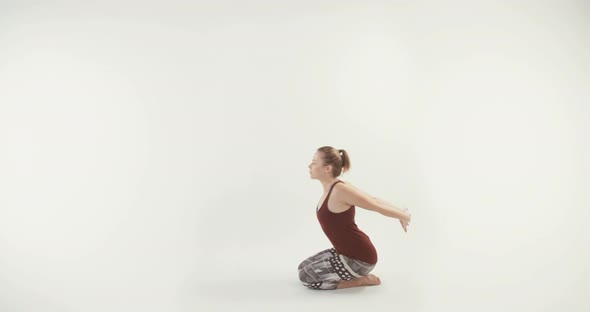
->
[365,274,381,285]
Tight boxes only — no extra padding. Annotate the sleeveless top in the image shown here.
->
[316,180,378,264]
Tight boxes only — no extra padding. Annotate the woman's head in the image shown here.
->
[308,146,351,179]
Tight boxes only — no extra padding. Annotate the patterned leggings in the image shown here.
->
[297,248,376,290]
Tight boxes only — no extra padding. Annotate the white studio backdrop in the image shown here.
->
[0,1,588,312]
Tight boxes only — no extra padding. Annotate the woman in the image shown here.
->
[298,146,411,290]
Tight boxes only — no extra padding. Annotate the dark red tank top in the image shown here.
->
[316,180,378,264]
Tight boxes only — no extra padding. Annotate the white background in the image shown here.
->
[0,1,588,311]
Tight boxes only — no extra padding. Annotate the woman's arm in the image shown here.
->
[335,184,410,221]
[374,197,408,219]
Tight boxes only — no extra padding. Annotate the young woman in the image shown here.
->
[298,146,412,290]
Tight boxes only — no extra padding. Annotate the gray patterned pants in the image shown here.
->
[297,248,376,290]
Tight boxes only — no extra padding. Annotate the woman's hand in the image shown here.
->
[399,208,411,233]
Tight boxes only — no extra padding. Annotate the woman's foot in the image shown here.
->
[337,274,381,289]
[364,274,381,285]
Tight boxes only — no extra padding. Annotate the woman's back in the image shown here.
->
[316,180,378,265]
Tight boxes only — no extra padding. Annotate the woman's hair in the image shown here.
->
[317,146,351,177]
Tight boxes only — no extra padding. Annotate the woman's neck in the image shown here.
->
[320,177,340,193]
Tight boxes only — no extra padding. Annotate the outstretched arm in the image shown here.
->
[375,197,411,232]
[374,197,408,219]
[336,184,410,221]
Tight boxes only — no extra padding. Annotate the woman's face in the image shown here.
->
[308,152,325,179]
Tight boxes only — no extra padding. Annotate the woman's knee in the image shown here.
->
[298,267,315,284]
[297,261,305,271]
[298,258,312,271]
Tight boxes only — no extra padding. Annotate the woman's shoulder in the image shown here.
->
[333,180,374,200]
[332,180,378,209]
[333,179,360,195]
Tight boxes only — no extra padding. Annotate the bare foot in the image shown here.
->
[364,274,381,286]
[337,274,381,289]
